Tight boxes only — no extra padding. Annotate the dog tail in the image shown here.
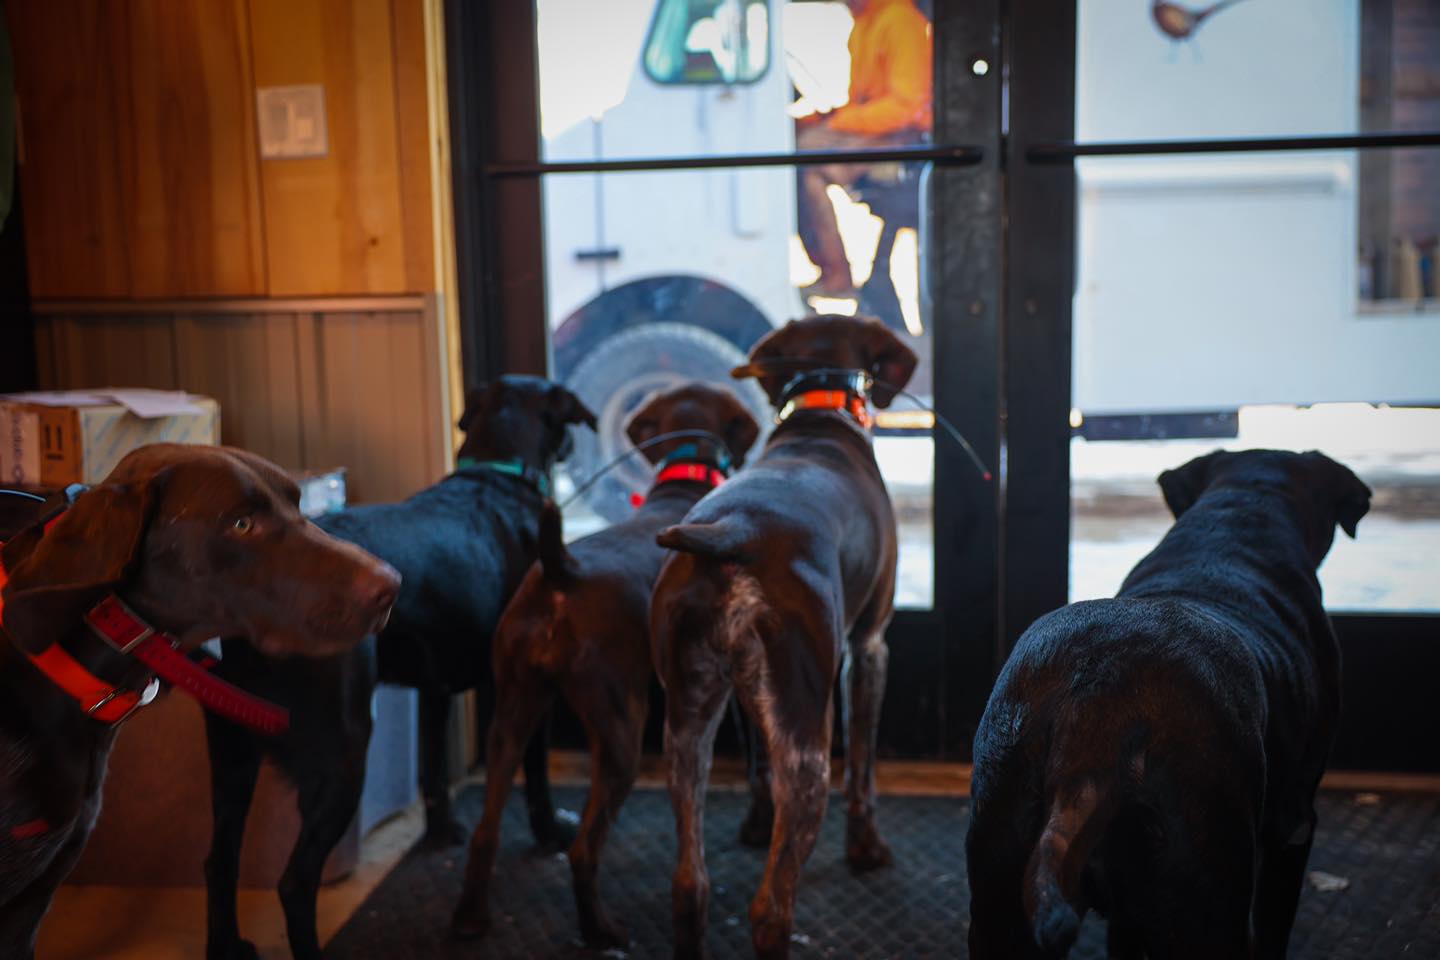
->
[1024,780,1107,956]
[656,519,753,563]
[537,501,578,585]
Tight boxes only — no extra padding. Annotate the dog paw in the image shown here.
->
[420,817,469,849]
[580,910,630,951]
[845,819,894,873]
[450,902,491,941]
[207,939,260,960]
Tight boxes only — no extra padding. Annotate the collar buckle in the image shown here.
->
[87,676,160,724]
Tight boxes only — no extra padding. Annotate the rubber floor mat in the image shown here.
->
[325,785,1439,958]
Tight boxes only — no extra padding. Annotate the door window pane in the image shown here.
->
[1079,0,1436,142]
[543,163,935,608]
[1071,4,1440,612]
[536,0,933,159]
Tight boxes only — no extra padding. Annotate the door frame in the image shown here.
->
[446,0,1440,770]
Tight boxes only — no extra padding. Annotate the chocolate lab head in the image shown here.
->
[0,444,400,659]
[730,314,919,409]
[623,382,761,470]
[456,374,598,472]
[1158,449,1372,565]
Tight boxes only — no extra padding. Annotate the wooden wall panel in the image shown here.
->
[307,307,439,501]
[33,301,445,504]
[173,313,305,467]
[392,0,436,293]
[41,316,178,390]
[249,0,410,296]
[121,0,266,297]
[6,0,129,297]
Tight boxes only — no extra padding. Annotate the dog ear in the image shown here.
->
[0,480,162,654]
[457,383,488,433]
[732,322,805,404]
[546,384,598,431]
[1306,451,1372,539]
[720,391,761,467]
[1157,451,1224,520]
[624,392,664,462]
[859,320,918,409]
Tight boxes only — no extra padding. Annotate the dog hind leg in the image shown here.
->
[203,715,264,960]
[567,675,645,949]
[451,667,557,939]
[842,626,893,871]
[663,646,731,960]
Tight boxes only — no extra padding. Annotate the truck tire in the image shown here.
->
[561,322,771,521]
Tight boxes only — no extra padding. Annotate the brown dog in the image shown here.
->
[650,315,918,958]
[0,444,399,960]
[451,382,761,948]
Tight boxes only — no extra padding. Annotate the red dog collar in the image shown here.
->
[630,461,728,508]
[0,520,289,734]
[777,389,872,429]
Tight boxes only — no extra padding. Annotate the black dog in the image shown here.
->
[0,444,398,960]
[203,375,595,960]
[967,449,1371,959]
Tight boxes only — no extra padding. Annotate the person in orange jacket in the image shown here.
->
[797,0,933,298]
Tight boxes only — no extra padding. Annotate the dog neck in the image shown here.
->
[453,457,552,498]
[775,369,874,431]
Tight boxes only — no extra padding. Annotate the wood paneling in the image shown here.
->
[9,0,437,300]
[249,0,410,296]
[392,0,437,293]
[5,0,129,297]
[121,0,267,297]
[33,298,446,503]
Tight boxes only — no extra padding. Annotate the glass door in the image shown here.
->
[454,0,1002,758]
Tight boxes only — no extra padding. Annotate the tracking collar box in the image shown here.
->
[0,389,220,486]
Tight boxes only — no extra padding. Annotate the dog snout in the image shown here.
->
[358,562,401,631]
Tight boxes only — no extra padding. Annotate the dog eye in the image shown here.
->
[232,516,254,535]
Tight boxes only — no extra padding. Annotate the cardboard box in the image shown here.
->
[0,389,220,486]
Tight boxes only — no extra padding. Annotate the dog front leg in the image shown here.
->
[664,666,731,960]
[203,715,264,960]
[278,769,366,960]
[842,629,893,871]
[0,829,89,960]
[418,688,465,847]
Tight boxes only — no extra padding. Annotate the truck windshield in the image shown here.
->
[644,0,770,85]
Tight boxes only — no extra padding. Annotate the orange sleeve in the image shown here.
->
[828,8,933,136]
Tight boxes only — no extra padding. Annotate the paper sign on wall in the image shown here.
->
[256,84,329,159]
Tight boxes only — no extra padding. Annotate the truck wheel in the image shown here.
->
[561,322,771,522]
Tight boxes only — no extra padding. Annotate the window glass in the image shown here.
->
[1078,0,1438,141]
[1071,2,1440,612]
[535,0,937,606]
[643,0,770,85]
[536,0,932,160]
[545,164,935,609]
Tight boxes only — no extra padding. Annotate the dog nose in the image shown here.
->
[358,562,402,624]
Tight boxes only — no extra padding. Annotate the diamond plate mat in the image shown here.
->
[325,786,1440,958]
